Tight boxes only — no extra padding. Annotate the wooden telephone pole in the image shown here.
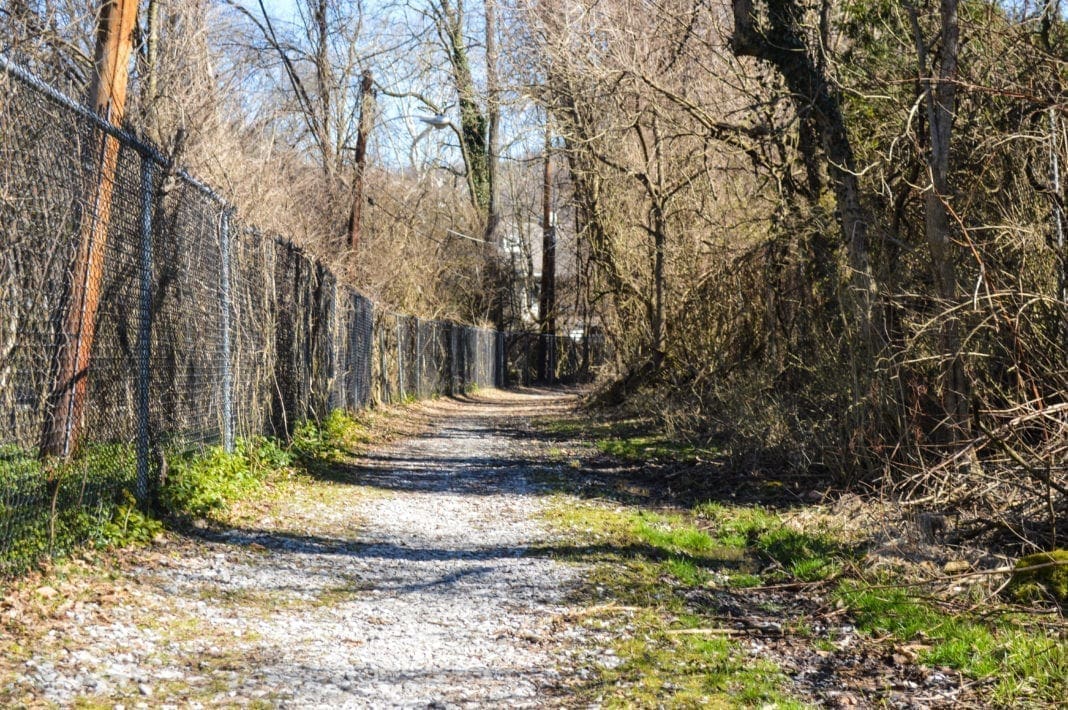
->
[41,0,139,458]
[537,124,556,383]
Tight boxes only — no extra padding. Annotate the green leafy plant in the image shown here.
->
[291,410,370,462]
[97,490,163,546]
[839,583,1068,704]
[160,446,262,518]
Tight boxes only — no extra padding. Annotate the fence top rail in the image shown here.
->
[0,52,226,206]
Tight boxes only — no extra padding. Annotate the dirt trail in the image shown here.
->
[1,390,586,708]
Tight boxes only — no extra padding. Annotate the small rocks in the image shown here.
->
[10,394,584,708]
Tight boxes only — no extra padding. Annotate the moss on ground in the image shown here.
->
[1006,549,1068,604]
[542,499,808,707]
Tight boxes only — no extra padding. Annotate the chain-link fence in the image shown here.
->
[505,332,606,386]
[0,56,600,575]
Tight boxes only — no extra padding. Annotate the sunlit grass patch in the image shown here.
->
[543,498,805,707]
[597,613,805,708]
[633,512,716,554]
[757,527,847,582]
[839,583,1068,705]
[596,434,717,464]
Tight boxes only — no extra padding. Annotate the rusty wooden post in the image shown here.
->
[41,0,139,458]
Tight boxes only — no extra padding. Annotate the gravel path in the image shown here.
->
[4,390,585,708]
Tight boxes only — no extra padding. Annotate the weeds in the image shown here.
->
[538,408,1068,706]
[1,410,373,575]
[839,583,1068,704]
[160,444,266,519]
[543,501,804,706]
[291,410,371,462]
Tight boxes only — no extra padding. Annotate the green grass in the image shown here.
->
[839,583,1068,705]
[596,435,713,464]
[543,500,806,707]
[538,407,1068,707]
[547,492,1066,706]
[757,527,847,582]
[694,502,851,583]
[600,613,806,708]
[1,409,375,575]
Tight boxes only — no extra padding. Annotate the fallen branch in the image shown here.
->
[666,627,738,636]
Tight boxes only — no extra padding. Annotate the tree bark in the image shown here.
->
[918,0,970,440]
[538,124,556,382]
[483,0,502,326]
[437,0,490,211]
[731,0,880,346]
[347,70,375,251]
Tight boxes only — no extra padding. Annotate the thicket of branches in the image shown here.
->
[4,0,1068,546]
[517,0,1068,548]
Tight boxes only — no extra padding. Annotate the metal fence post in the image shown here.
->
[497,331,505,388]
[135,154,155,507]
[449,323,458,394]
[415,318,423,398]
[378,316,387,403]
[219,209,234,453]
[396,317,404,400]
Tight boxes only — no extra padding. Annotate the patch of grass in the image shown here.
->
[663,556,707,586]
[839,583,1068,705]
[596,435,713,464]
[634,512,716,555]
[540,417,634,439]
[756,527,847,582]
[695,502,778,542]
[727,572,763,589]
[542,499,803,707]
[545,411,1065,706]
[597,611,804,708]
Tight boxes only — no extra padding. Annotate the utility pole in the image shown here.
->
[537,123,556,383]
[483,0,502,327]
[347,70,375,251]
[40,0,139,458]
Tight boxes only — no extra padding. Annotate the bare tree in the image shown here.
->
[730,0,880,345]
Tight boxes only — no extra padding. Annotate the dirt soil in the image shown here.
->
[0,388,981,707]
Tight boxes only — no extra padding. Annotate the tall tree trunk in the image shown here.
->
[347,70,374,251]
[313,0,335,180]
[437,0,489,211]
[909,0,969,442]
[731,0,880,347]
[538,124,556,382]
[483,0,502,326]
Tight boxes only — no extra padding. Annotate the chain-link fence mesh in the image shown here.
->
[0,56,600,575]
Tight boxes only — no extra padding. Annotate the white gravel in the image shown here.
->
[8,393,585,708]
